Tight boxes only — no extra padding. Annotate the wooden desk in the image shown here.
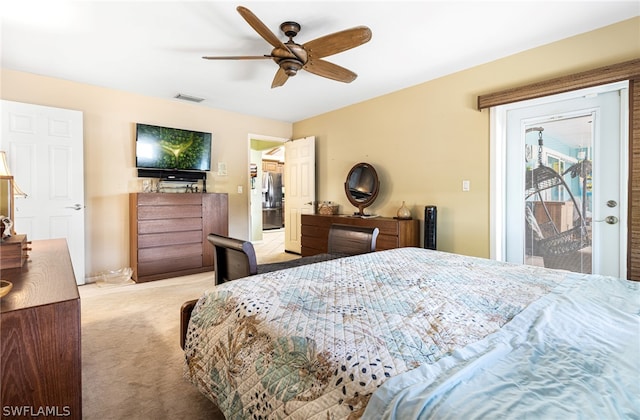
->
[0,239,82,419]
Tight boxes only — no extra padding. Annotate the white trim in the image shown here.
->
[618,87,629,278]
[247,133,289,242]
[489,108,506,261]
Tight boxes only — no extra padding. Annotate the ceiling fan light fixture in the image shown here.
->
[279,59,303,76]
[174,93,205,103]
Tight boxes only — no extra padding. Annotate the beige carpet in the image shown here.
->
[80,231,298,419]
[79,272,225,420]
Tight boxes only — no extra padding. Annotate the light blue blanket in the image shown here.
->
[364,273,640,419]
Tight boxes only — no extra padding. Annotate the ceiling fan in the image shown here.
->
[203,6,372,88]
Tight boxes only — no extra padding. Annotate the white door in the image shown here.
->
[1,100,85,284]
[501,82,627,277]
[284,136,315,253]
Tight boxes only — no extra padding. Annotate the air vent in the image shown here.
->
[174,93,205,103]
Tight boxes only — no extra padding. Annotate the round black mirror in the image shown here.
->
[344,162,379,216]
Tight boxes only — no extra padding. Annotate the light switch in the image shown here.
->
[237,185,243,194]
[462,180,470,192]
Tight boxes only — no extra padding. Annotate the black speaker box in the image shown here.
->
[424,206,437,250]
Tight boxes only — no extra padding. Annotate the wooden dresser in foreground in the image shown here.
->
[0,239,82,419]
[129,192,229,282]
[301,214,420,256]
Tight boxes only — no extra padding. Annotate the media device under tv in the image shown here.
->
[135,123,212,191]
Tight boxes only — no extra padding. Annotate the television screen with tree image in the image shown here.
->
[135,123,212,171]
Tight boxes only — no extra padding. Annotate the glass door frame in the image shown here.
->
[489,81,629,277]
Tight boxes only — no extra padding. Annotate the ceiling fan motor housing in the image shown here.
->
[273,42,307,76]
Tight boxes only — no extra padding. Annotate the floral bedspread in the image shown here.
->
[183,247,568,419]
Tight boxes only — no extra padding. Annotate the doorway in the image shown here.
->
[249,135,287,244]
[492,81,628,278]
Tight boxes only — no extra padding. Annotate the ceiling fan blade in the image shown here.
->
[303,59,357,83]
[202,55,272,60]
[303,26,372,59]
[237,6,289,51]
[271,67,290,88]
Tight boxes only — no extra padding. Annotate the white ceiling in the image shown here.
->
[1,1,638,124]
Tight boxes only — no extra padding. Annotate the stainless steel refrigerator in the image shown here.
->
[262,171,283,230]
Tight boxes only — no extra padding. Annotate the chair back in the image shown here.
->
[327,224,379,255]
[207,233,258,285]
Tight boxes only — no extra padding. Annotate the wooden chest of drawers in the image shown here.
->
[301,214,420,256]
[129,193,228,282]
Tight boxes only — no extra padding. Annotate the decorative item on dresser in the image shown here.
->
[301,162,419,256]
[0,234,30,269]
[0,279,12,297]
[301,214,419,257]
[1,239,82,419]
[129,192,228,282]
[344,162,380,216]
[317,201,339,215]
[396,201,411,219]
[0,175,16,238]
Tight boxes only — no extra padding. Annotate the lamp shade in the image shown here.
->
[0,151,27,197]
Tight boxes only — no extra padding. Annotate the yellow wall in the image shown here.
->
[0,71,291,278]
[0,17,638,277]
[293,17,640,258]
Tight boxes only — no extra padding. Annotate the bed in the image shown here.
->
[181,247,639,419]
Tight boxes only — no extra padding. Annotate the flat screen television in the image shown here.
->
[135,123,212,171]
